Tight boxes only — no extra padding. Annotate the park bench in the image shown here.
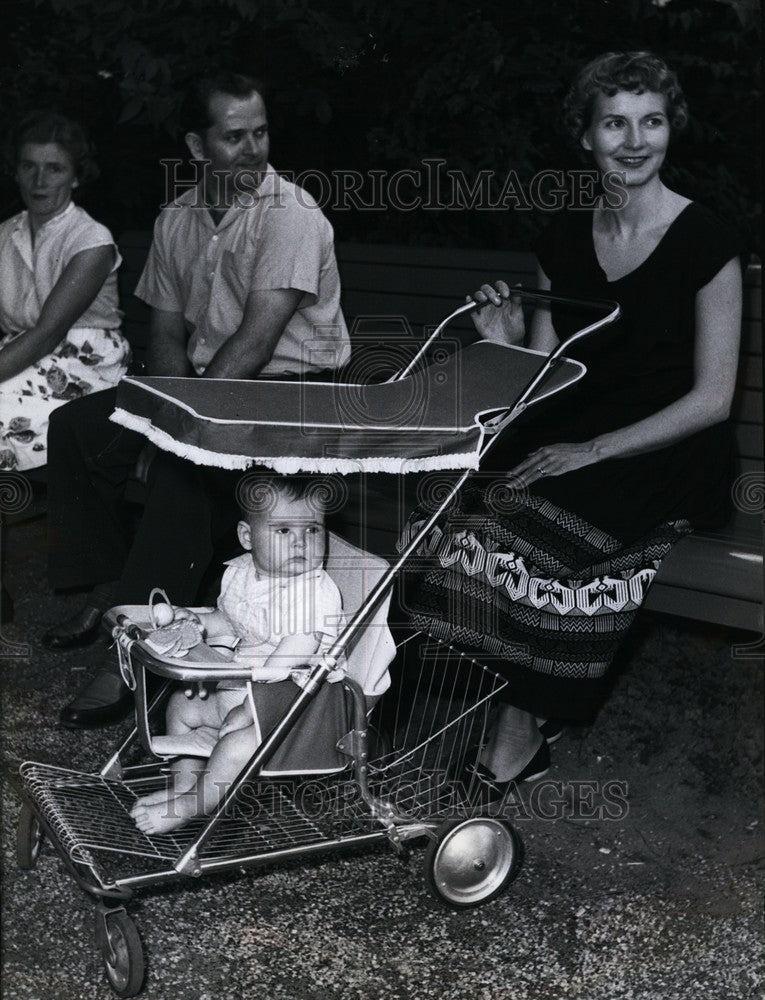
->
[117,233,763,635]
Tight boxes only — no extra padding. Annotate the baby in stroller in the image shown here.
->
[130,474,346,835]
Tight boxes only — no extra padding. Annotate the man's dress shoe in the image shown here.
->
[59,669,133,728]
[42,604,103,650]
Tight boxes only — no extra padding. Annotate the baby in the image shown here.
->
[131,474,344,835]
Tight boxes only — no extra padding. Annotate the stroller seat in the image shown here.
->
[107,532,395,776]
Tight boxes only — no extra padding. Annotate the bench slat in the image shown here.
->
[738,354,763,389]
[735,423,764,459]
[338,261,537,298]
[644,585,762,632]
[732,387,764,424]
[650,530,762,599]
[336,242,538,271]
[740,319,762,356]
[341,290,478,332]
[744,279,762,322]
[736,456,764,476]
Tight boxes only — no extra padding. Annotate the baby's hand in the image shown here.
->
[251,662,293,683]
[219,702,253,737]
[173,607,202,625]
[292,653,345,686]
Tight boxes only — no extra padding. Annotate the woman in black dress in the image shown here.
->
[401,52,743,792]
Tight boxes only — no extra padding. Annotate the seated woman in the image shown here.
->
[401,51,743,793]
[0,112,130,470]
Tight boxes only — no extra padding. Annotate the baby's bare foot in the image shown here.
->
[132,771,197,809]
[131,793,197,835]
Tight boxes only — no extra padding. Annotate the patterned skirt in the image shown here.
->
[0,326,131,471]
[398,482,690,722]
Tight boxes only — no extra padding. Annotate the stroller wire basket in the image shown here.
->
[365,634,508,818]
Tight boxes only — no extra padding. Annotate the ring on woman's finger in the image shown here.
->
[538,466,546,475]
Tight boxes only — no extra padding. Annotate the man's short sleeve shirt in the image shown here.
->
[134,168,349,375]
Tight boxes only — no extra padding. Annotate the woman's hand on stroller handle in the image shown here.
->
[468,281,526,346]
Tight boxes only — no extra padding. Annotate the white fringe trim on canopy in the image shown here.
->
[110,408,481,475]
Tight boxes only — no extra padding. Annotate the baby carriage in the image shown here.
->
[16,290,618,996]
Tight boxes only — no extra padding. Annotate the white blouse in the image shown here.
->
[0,201,122,334]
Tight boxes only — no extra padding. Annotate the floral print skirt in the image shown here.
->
[0,327,131,471]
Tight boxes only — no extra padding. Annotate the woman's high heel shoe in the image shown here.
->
[538,719,565,744]
[463,740,550,801]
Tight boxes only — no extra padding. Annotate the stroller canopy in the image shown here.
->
[111,341,585,474]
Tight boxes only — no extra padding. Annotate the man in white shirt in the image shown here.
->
[44,71,350,727]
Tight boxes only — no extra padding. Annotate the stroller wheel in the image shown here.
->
[98,910,145,997]
[424,817,521,908]
[16,802,44,870]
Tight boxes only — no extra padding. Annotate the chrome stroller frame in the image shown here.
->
[16,289,619,996]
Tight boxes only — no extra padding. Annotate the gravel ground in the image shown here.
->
[2,512,763,1000]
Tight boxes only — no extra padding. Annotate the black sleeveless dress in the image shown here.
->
[400,203,743,721]
[507,201,744,540]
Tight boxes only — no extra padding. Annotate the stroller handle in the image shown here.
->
[390,286,620,382]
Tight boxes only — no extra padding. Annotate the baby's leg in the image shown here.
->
[165,688,222,735]
[135,691,230,807]
[134,757,207,808]
[132,725,257,835]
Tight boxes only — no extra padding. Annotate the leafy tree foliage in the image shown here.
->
[1,0,759,251]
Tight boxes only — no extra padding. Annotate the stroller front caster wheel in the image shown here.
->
[97,910,145,997]
[424,817,521,908]
[16,802,44,869]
